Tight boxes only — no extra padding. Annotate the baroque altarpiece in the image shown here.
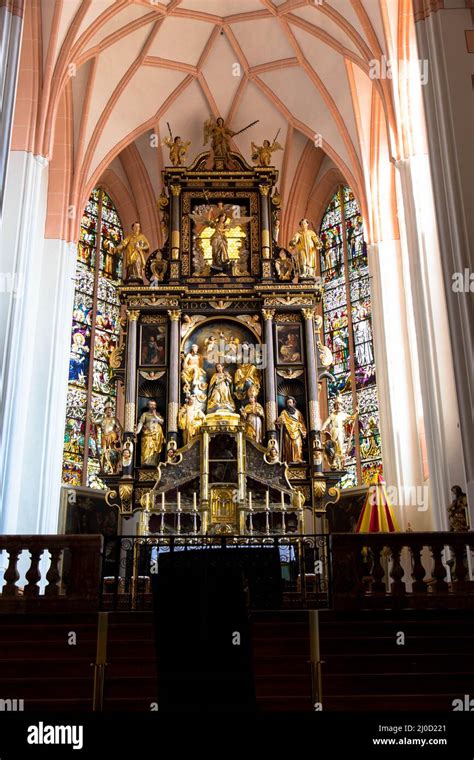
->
[98,131,348,536]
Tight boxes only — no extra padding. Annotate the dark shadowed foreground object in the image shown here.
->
[152,547,282,711]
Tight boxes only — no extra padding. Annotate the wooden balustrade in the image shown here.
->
[0,535,103,612]
[331,532,474,609]
[1,532,474,613]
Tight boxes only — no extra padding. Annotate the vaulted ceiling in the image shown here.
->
[17,0,410,242]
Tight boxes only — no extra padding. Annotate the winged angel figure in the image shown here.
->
[189,203,253,274]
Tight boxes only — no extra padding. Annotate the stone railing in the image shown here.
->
[331,532,474,609]
[0,535,103,612]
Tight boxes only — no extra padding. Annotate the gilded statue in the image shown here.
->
[149,251,168,286]
[251,137,283,167]
[90,402,123,475]
[234,359,261,401]
[321,394,358,470]
[178,395,206,444]
[113,222,150,283]
[276,396,307,463]
[206,363,235,414]
[275,250,294,281]
[203,116,235,169]
[181,344,208,404]
[164,134,191,166]
[288,218,322,279]
[135,400,165,466]
[240,388,264,444]
[203,116,258,169]
[189,203,253,273]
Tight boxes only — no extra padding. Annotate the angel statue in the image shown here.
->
[189,203,253,274]
[251,136,283,167]
[164,134,191,167]
[203,116,258,170]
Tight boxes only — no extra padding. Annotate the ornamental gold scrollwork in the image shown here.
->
[326,485,341,506]
[288,468,307,480]
[141,314,168,324]
[118,483,134,513]
[105,489,120,509]
[274,313,301,323]
[109,343,125,370]
[127,295,179,307]
[264,295,314,306]
[313,478,327,500]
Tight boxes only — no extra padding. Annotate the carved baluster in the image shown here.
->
[24,548,42,597]
[371,543,386,594]
[389,544,406,596]
[410,543,428,593]
[45,547,62,597]
[430,543,448,593]
[450,541,469,591]
[2,545,21,596]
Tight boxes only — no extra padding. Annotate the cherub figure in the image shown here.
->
[251,138,283,167]
[164,135,191,166]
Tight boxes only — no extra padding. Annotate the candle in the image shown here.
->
[249,491,253,511]
[266,491,270,510]
[193,492,197,511]
[161,492,165,511]
[281,491,285,509]
[177,492,181,511]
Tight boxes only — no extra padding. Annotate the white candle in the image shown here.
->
[193,492,197,511]
[266,491,270,510]
[177,492,181,511]
[249,491,253,510]
[281,492,285,509]
[161,492,165,510]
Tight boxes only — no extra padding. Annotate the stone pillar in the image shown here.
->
[0,152,76,534]
[0,0,24,229]
[302,306,322,474]
[395,157,466,529]
[262,309,277,439]
[123,309,139,475]
[415,9,474,517]
[167,309,181,441]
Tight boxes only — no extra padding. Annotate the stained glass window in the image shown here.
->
[62,188,123,489]
[319,187,383,489]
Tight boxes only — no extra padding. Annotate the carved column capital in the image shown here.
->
[126,309,140,322]
[301,307,316,321]
[262,309,275,321]
[167,309,181,321]
[170,184,181,197]
[259,184,270,196]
